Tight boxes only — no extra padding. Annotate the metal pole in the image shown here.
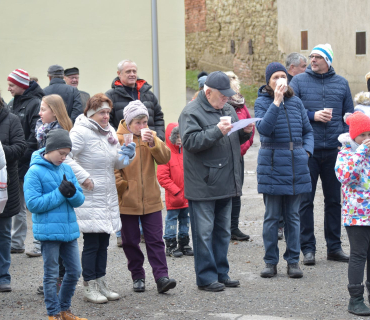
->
[151,0,160,102]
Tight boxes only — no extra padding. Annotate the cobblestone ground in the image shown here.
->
[0,104,363,320]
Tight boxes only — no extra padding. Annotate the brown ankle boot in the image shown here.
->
[60,310,88,320]
[48,315,62,320]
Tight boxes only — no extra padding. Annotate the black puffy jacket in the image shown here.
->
[0,106,27,218]
[44,78,83,122]
[106,78,165,141]
[8,81,44,180]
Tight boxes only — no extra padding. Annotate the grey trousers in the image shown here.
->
[11,181,27,250]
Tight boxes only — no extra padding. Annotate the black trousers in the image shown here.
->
[346,226,370,285]
[82,233,110,281]
[231,159,244,231]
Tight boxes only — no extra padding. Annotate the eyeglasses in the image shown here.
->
[66,76,79,80]
[308,55,324,60]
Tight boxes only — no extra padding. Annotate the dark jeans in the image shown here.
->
[189,198,231,286]
[120,211,168,282]
[263,194,301,265]
[0,217,12,285]
[81,233,110,281]
[231,159,244,232]
[346,226,370,285]
[299,148,342,254]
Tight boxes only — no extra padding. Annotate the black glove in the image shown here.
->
[59,174,76,198]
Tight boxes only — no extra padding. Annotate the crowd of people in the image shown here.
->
[1,41,370,318]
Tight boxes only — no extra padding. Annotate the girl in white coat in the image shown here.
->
[65,93,135,304]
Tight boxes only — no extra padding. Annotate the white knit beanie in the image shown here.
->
[123,100,149,125]
[310,43,334,68]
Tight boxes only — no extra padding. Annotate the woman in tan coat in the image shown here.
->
[115,100,176,294]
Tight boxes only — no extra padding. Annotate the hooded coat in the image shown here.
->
[0,107,27,218]
[23,149,85,242]
[290,65,354,150]
[115,120,171,215]
[8,80,44,179]
[157,123,188,210]
[64,114,131,234]
[335,132,370,226]
[105,77,165,140]
[254,85,314,195]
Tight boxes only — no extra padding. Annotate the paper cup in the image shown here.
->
[141,128,150,142]
[220,116,232,124]
[324,108,333,115]
[123,133,133,146]
[276,78,288,92]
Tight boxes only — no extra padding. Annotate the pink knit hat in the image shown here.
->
[346,111,370,139]
[123,100,149,125]
[7,69,30,89]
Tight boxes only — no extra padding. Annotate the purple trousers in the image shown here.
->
[120,211,168,282]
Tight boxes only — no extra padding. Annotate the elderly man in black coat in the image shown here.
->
[44,65,83,123]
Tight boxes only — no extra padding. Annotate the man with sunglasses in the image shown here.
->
[290,43,354,266]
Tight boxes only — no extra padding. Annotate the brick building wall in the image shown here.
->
[185,0,282,85]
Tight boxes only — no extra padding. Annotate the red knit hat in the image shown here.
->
[346,111,370,139]
[7,69,30,89]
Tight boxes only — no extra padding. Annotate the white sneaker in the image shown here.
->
[96,276,120,301]
[83,280,108,304]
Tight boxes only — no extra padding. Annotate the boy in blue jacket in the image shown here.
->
[24,130,86,320]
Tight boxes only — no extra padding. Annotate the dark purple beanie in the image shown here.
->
[265,62,288,84]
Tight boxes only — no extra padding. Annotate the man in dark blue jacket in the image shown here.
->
[290,43,354,265]
[44,65,83,123]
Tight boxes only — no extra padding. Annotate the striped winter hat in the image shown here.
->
[311,44,334,68]
[7,69,30,89]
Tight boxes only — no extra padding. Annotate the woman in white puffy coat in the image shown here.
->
[65,93,135,304]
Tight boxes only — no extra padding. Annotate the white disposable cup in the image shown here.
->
[141,128,151,142]
[276,78,288,92]
[123,133,133,146]
[220,116,232,124]
[324,108,333,115]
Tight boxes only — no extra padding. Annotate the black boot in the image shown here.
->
[348,284,370,316]
[365,281,370,304]
[178,236,194,256]
[165,238,183,258]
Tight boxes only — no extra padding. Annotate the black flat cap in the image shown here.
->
[47,65,64,76]
[64,67,79,76]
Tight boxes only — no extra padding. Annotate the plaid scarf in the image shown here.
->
[35,119,62,148]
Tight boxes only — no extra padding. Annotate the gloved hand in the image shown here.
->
[119,142,136,166]
[59,174,76,198]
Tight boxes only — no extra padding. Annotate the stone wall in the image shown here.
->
[185,0,282,85]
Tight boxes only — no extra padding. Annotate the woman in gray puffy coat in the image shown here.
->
[255,62,314,280]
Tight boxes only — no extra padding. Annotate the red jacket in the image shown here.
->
[157,123,188,210]
[234,104,255,156]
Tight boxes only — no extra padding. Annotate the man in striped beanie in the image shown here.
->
[7,69,30,95]
[7,68,45,258]
[290,44,354,266]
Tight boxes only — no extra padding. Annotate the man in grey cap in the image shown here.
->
[44,65,83,122]
[64,67,90,110]
[178,71,254,292]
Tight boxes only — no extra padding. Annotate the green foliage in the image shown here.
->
[240,84,259,108]
[186,69,259,107]
[186,69,200,91]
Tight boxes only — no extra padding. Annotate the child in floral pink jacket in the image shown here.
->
[335,111,370,316]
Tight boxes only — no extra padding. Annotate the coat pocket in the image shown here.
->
[202,158,229,186]
[122,180,138,208]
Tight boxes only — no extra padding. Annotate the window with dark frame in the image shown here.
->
[356,32,366,55]
[301,31,308,50]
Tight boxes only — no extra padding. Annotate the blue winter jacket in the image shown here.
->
[24,148,85,242]
[255,86,314,195]
[290,65,354,150]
